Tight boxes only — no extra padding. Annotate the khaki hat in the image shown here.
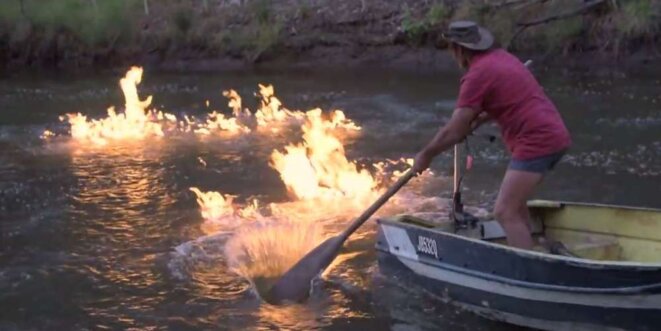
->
[443,20,494,51]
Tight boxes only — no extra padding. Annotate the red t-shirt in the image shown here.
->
[456,49,571,160]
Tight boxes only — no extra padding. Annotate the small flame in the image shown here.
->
[198,157,207,167]
[254,84,303,127]
[194,111,251,135]
[223,89,247,117]
[189,187,262,233]
[189,187,237,220]
[40,130,55,140]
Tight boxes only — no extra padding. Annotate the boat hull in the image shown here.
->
[375,219,661,331]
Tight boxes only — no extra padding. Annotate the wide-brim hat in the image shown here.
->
[443,20,494,51]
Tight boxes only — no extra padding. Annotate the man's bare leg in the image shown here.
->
[494,169,544,249]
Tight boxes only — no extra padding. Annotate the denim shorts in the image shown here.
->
[509,150,567,173]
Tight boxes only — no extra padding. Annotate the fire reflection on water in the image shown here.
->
[46,66,446,313]
[63,143,178,321]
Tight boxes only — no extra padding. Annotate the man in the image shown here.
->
[412,21,571,249]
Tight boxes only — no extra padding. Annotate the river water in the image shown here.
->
[1,65,660,330]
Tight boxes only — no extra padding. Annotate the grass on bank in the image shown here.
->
[0,0,659,66]
[0,0,283,62]
[399,0,660,55]
[0,0,140,47]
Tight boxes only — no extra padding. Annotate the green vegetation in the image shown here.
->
[427,2,450,26]
[0,0,286,65]
[0,0,140,47]
[0,0,659,68]
[213,0,283,60]
[400,6,428,44]
[400,2,451,45]
[445,0,659,54]
[615,0,660,38]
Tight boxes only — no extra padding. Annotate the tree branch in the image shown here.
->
[487,0,550,11]
[516,0,606,28]
[508,0,606,50]
[492,0,535,9]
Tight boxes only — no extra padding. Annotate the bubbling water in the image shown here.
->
[224,219,326,298]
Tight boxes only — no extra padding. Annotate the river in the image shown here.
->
[1,65,660,330]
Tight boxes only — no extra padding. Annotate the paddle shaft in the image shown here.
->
[339,170,416,241]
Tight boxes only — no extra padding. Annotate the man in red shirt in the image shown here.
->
[412,21,571,249]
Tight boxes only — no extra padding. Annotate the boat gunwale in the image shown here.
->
[383,247,661,294]
[528,199,661,213]
[377,217,661,269]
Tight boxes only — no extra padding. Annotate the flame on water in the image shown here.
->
[37,65,429,299]
[47,67,360,144]
[189,187,238,220]
[50,66,418,295]
[189,183,332,298]
[185,102,416,299]
[188,84,374,241]
[194,111,251,135]
[189,187,262,233]
[60,67,178,146]
[270,108,375,202]
[375,157,417,180]
[194,89,251,136]
[40,130,55,140]
[254,84,304,127]
[186,100,382,294]
[185,80,371,228]
[197,157,207,167]
[223,89,248,117]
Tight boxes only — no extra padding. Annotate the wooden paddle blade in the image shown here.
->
[266,236,345,304]
[267,170,416,304]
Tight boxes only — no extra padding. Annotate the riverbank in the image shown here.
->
[1,0,659,72]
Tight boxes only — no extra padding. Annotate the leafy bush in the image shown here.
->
[1,0,140,47]
[400,2,450,45]
[614,0,660,38]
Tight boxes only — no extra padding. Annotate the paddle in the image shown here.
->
[267,169,416,304]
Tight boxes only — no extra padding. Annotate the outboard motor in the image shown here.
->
[450,134,495,232]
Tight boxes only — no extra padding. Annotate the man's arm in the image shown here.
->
[412,107,480,173]
[471,112,491,131]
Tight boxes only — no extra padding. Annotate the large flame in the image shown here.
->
[270,108,376,201]
[190,102,411,235]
